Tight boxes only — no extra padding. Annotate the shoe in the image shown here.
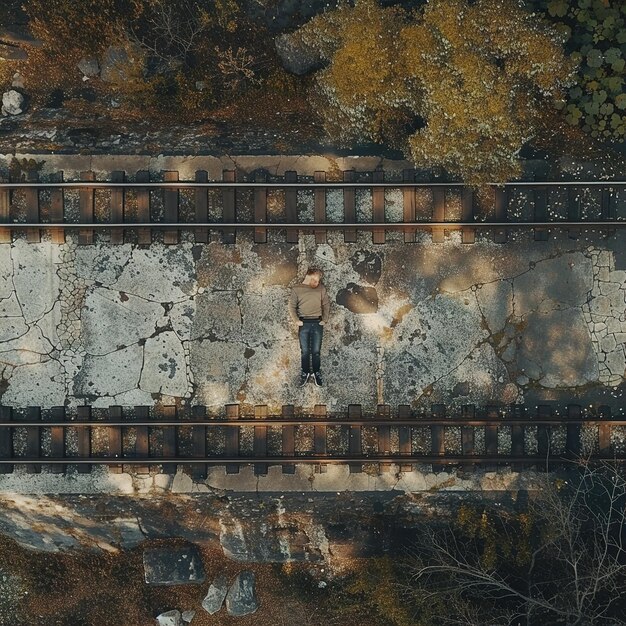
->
[313,372,323,387]
[299,371,310,387]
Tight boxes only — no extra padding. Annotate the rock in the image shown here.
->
[274,32,325,75]
[201,573,229,614]
[195,81,206,91]
[77,57,100,77]
[1,90,24,116]
[11,73,24,89]
[143,545,206,585]
[219,516,322,562]
[336,283,379,314]
[0,44,27,61]
[517,309,599,388]
[0,27,43,47]
[181,610,195,623]
[100,45,131,83]
[225,571,259,617]
[156,610,182,626]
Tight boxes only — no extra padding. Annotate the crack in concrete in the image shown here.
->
[137,343,146,392]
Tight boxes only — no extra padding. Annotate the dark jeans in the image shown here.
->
[299,319,323,373]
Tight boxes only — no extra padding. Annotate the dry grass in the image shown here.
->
[0,534,395,626]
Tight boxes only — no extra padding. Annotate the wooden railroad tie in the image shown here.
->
[0,403,625,475]
[0,175,624,245]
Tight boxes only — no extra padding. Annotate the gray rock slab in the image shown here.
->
[0,292,21,316]
[190,290,242,342]
[81,286,162,355]
[513,252,593,317]
[0,326,54,365]
[11,240,60,323]
[74,244,132,285]
[384,293,487,401]
[431,342,518,405]
[111,244,196,301]
[219,514,323,563]
[156,610,182,626]
[0,316,28,343]
[181,610,195,623]
[190,341,245,407]
[605,349,625,377]
[517,309,598,388]
[225,571,258,617]
[34,300,62,350]
[74,344,143,396]
[170,300,196,341]
[143,545,205,586]
[139,331,188,396]
[201,574,229,614]
[2,359,65,405]
[241,288,292,345]
[77,57,100,77]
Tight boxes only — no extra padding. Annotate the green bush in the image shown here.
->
[532,0,626,139]
[298,0,576,185]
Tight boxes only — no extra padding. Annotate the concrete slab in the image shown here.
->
[74,343,143,397]
[143,545,206,585]
[140,331,189,397]
[0,154,625,416]
[0,230,625,409]
[81,285,162,355]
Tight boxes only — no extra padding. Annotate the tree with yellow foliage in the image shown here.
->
[298,0,577,185]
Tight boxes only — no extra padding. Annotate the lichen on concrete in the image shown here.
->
[1,161,626,413]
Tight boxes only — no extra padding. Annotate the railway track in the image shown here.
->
[1,403,625,478]
[1,172,626,245]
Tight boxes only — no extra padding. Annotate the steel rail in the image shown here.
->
[0,181,625,189]
[1,419,625,427]
[0,455,623,465]
[2,221,626,229]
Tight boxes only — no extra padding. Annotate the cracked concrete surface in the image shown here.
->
[1,155,626,411]
[2,228,626,411]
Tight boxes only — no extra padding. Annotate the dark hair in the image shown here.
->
[306,268,323,277]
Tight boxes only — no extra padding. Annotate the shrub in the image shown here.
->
[298,0,576,185]
[531,0,626,140]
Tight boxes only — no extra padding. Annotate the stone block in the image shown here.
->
[156,610,182,626]
[225,571,259,617]
[202,574,229,614]
[143,545,205,585]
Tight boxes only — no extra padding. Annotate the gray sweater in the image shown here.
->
[289,284,331,323]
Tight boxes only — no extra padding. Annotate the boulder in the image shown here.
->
[156,610,182,626]
[77,57,100,78]
[274,32,324,75]
[0,44,27,61]
[100,45,131,83]
[1,90,24,116]
[11,73,25,89]
[181,610,195,623]
[201,573,229,614]
[225,571,259,617]
[0,27,42,47]
[143,545,206,585]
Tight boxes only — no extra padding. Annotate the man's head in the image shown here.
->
[304,268,323,288]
